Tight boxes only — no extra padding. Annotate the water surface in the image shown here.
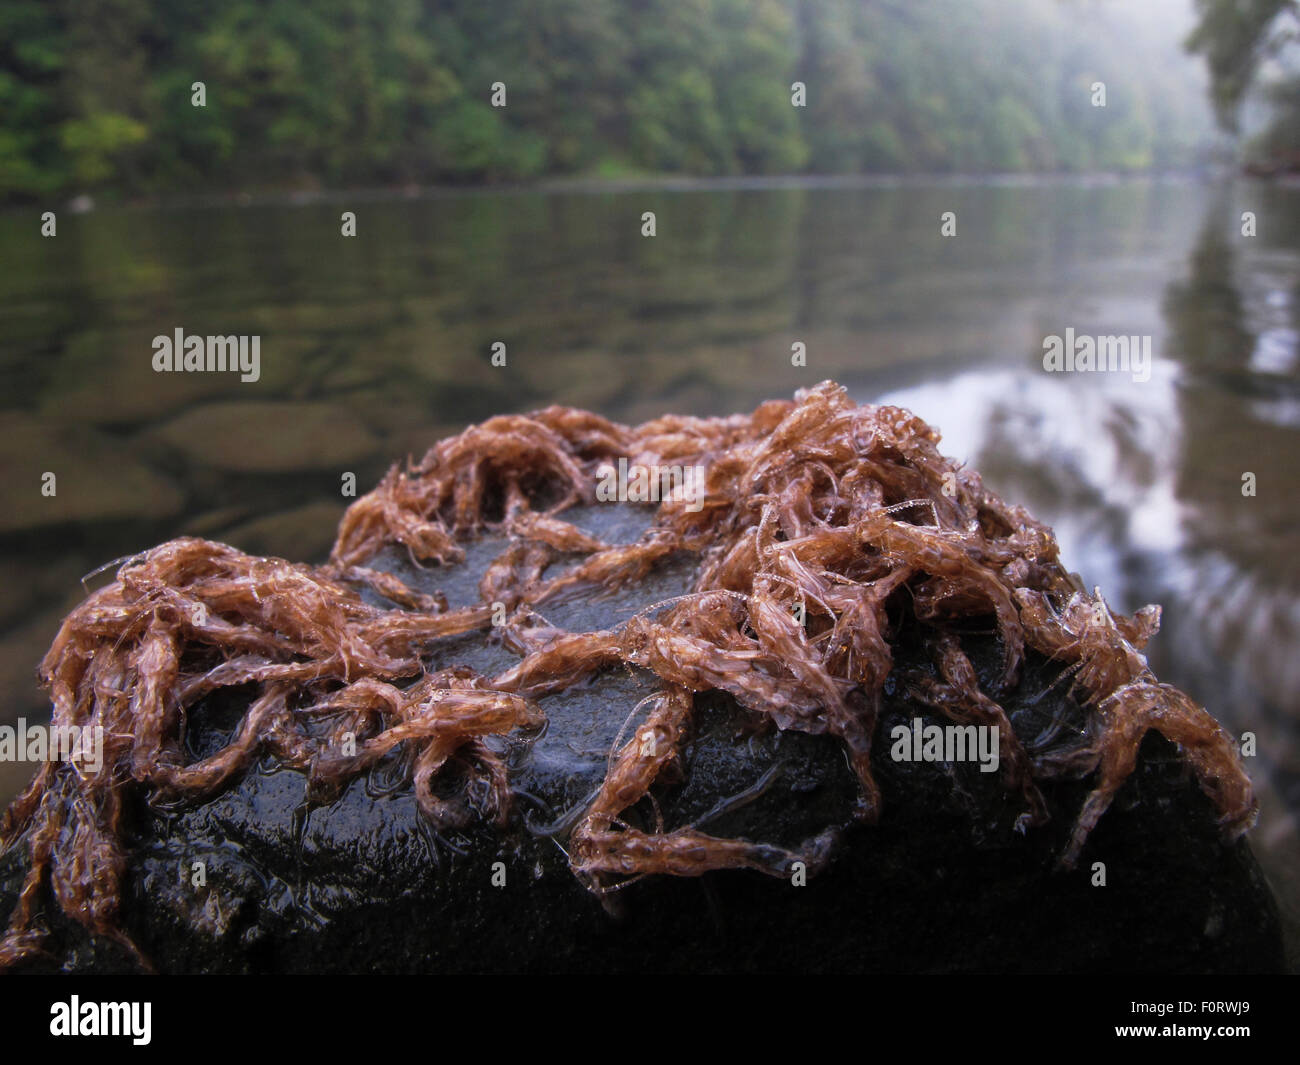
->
[2,176,1296,959]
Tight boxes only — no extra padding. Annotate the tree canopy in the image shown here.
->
[0,0,1217,201]
[1185,0,1300,166]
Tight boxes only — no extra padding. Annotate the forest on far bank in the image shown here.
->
[0,0,1265,202]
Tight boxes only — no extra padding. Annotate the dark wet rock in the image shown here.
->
[0,503,1285,973]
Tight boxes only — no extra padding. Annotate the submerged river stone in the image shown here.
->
[0,383,1284,972]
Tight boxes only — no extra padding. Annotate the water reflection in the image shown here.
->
[876,187,1300,952]
[0,178,1296,952]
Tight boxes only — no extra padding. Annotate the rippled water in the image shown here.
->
[1,177,1296,959]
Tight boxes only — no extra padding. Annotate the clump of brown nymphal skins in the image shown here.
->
[0,381,1257,967]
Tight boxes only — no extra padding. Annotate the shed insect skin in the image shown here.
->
[1014,586,1256,865]
[0,382,1257,965]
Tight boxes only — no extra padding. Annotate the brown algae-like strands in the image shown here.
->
[0,381,1257,967]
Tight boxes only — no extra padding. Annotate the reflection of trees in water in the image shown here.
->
[1159,196,1300,686]
[1155,199,1299,921]
[912,193,1300,941]
[1162,210,1254,371]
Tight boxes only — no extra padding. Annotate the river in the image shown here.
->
[1,175,1296,962]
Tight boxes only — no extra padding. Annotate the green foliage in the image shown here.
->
[1186,0,1297,131]
[431,100,546,180]
[1244,73,1300,167]
[59,113,149,185]
[0,0,1219,201]
[1186,0,1300,169]
[0,1,68,196]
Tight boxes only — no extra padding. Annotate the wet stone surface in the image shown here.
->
[0,501,1286,973]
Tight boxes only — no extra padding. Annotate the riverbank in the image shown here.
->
[8,167,1258,216]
